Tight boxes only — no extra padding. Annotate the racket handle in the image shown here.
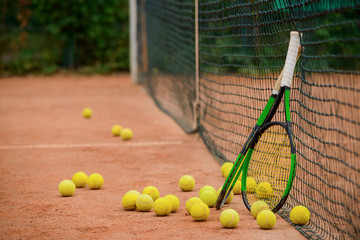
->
[281,31,301,88]
[273,47,301,94]
[273,68,284,94]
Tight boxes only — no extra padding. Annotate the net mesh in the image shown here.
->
[137,0,196,132]
[243,123,292,210]
[137,0,360,239]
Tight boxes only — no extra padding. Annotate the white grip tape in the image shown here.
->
[272,69,284,95]
[281,31,301,87]
[273,46,301,94]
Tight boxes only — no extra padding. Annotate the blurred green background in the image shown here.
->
[0,0,129,76]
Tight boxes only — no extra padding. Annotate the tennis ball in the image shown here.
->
[58,180,76,197]
[251,200,270,218]
[164,194,180,213]
[223,167,232,178]
[153,197,172,216]
[136,194,154,212]
[122,192,139,210]
[126,190,141,196]
[216,188,233,204]
[186,197,203,213]
[290,206,310,225]
[72,171,88,188]
[220,209,239,228]
[221,162,233,176]
[179,175,195,191]
[233,177,256,194]
[246,177,257,193]
[190,202,210,221]
[82,108,92,118]
[87,173,104,189]
[142,186,160,201]
[112,125,122,136]
[200,190,218,207]
[233,180,241,195]
[199,185,216,196]
[256,182,273,199]
[257,210,276,229]
[121,128,133,140]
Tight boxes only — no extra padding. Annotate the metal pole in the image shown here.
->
[130,0,138,83]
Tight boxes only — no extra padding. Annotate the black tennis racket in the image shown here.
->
[241,31,300,213]
[216,31,301,210]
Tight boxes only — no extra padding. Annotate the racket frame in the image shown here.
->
[215,31,301,210]
[240,30,301,212]
[215,88,284,209]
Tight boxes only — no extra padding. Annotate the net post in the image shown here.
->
[140,0,148,75]
[192,0,200,131]
[130,0,138,84]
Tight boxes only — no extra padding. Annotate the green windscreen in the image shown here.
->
[137,1,360,239]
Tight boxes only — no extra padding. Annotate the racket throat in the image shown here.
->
[264,88,285,124]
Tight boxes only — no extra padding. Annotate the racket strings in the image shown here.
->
[245,124,291,209]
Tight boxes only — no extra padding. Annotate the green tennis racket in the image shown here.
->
[216,31,301,210]
[241,31,301,212]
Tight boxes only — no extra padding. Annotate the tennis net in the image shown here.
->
[135,1,360,239]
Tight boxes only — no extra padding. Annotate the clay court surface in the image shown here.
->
[0,74,304,239]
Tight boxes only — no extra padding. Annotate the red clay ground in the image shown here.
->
[0,74,304,240]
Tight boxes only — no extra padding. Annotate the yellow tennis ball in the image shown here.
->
[223,167,232,178]
[216,188,233,204]
[72,171,88,188]
[233,177,256,194]
[164,194,180,213]
[82,108,92,118]
[246,177,257,193]
[257,210,276,229]
[121,128,133,140]
[290,206,310,225]
[186,197,203,213]
[256,182,273,199]
[221,162,233,176]
[153,197,172,216]
[199,185,216,196]
[200,190,217,207]
[126,190,141,196]
[58,180,76,197]
[87,173,104,189]
[142,186,160,201]
[190,202,210,221]
[251,200,270,218]
[112,125,122,136]
[233,180,241,195]
[220,209,239,228]
[136,194,153,212]
[179,175,195,191]
[122,192,139,210]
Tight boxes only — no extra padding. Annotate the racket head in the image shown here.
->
[215,89,285,210]
[241,121,296,213]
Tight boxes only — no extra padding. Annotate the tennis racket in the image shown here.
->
[241,31,300,213]
[215,31,301,210]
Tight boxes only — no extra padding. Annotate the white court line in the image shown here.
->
[0,141,183,150]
